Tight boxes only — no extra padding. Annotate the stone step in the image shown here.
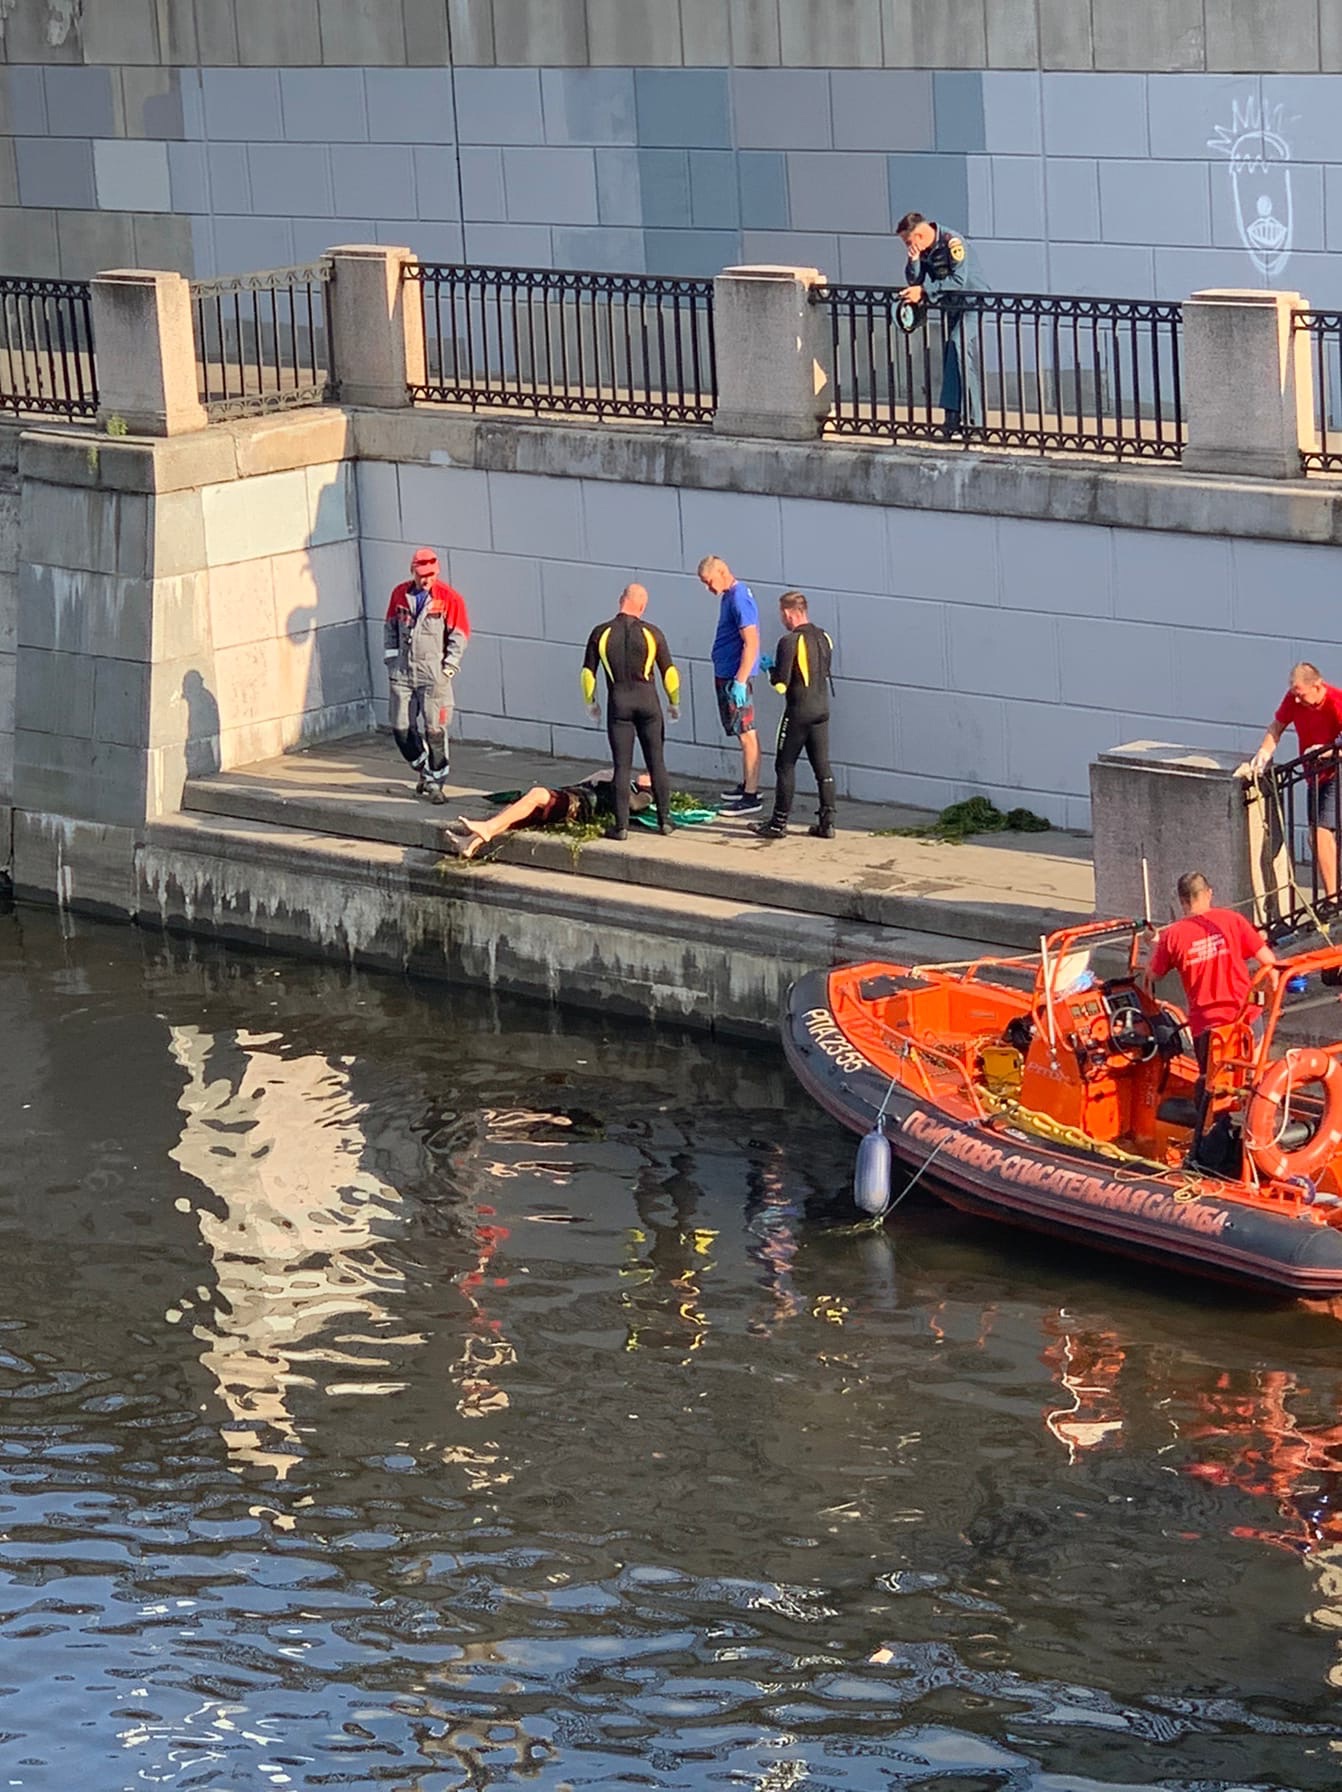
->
[184,746,1094,955]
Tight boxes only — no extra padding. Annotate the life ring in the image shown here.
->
[1245,1049,1342,1183]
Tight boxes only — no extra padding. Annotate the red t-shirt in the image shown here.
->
[1148,908,1267,1035]
[1275,684,1342,777]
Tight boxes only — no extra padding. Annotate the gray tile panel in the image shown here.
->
[294,218,371,261]
[643,227,740,275]
[1041,72,1147,157]
[44,67,118,138]
[454,69,545,145]
[316,0,408,66]
[637,149,692,229]
[206,143,251,214]
[332,145,418,220]
[56,210,135,277]
[981,70,1042,153]
[887,152,970,238]
[1094,0,1204,72]
[413,147,463,219]
[465,221,552,264]
[387,220,464,260]
[730,0,782,66]
[364,69,456,144]
[634,68,732,148]
[201,68,284,141]
[836,231,906,282]
[494,0,589,66]
[682,0,732,65]
[460,146,506,219]
[1148,73,1255,161]
[245,143,334,218]
[1048,240,1153,296]
[236,0,322,65]
[595,147,642,224]
[933,71,986,152]
[1261,75,1342,164]
[213,215,294,272]
[551,225,646,269]
[1038,0,1094,70]
[121,68,186,140]
[503,146,599,225]
[1044,156,1100,240]
[279,69,368,142]
[732,68,831,149]
[779,0,883,66]
[990,155,1044,237]
[830,70,933,151]
[911,0,988,67]
[15,138,95,211]
[1205,0,1321,74]
[737,150,788,229]
[1098,158,1211,246]
[5,68,48,138]
[689,151,740,228]
[541,68,637,144]
[985,0,1040,69]
[740,227,837,270]
[405,0,451,62]
[1326,165,1342,248]
[789,150,891,234]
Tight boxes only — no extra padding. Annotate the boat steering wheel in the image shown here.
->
[1090,984,1160,1064]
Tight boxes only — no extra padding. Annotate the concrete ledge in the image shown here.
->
[11,812,138,916]
[137,811,981,1039]
[351,407,1342,549]
[19,409,351,496]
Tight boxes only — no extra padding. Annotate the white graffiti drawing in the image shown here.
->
[1209,96,1294,279]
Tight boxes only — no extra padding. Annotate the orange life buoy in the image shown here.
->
[1245,1049,1342,1183]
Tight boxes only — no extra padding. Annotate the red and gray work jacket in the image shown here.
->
[384,579,471,686]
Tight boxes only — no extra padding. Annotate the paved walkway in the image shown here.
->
[186,733,1096,953]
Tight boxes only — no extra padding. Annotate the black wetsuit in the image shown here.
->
[770,622,835,828]
[581,613,679,831]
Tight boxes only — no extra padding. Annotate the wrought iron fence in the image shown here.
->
[190,261,334,418]
[0,275,97,419]
[817,287,1185,460]
[1257,746,1342,943]
[406,264,717,424]
[1295,309,1342,473]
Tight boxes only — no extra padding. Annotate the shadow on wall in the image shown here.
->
[182,669,221,778]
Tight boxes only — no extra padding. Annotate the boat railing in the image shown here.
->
[1260,746,1342,943]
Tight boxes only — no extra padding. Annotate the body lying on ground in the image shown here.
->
[446,773,652,860]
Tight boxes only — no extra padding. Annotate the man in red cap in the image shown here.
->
[383,548,471,801]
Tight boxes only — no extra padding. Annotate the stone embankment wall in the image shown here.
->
[0,427,16,812]
[1,0,1341,304]
[355,413,1342,831]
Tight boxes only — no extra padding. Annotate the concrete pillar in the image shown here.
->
[1181,288,1312,480]
[90,270,207,438]
[326,244,425,409]
[1091,743,1264,929]
[712,264,832,442]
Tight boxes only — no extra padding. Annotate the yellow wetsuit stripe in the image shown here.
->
[642,626,657,680]
[597,626,613,681]
[580,666,597,704]
[797,635,810,687]
[665,665,681,705]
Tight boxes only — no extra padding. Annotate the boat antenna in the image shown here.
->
[1141,854,1153,929]
[1040,933,1058,1057]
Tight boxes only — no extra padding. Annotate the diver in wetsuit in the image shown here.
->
[756,591,837,840]
[581,584,681,839]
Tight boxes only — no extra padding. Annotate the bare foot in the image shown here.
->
[461,817,492,847]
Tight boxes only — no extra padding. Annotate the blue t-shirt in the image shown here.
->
[711,581,759,679]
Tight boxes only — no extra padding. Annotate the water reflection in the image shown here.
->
[167,1023,411,1479]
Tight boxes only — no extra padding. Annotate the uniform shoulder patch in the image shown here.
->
[948,236,966,262]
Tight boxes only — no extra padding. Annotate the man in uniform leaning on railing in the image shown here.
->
[1245,661,1342,901]
[896,211,988,437]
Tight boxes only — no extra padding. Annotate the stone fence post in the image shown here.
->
[90,269,206,437]
[712,264,832,441]
[1181,288,1313,479]
[326,244,425,409]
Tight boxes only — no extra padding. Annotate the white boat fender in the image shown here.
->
[854,1125,893,1217]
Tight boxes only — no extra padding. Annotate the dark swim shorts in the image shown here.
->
[715,676,756,738]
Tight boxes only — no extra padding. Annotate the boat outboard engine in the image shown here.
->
[854,1125,893,1217]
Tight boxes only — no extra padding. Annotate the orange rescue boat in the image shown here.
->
[783,919,1342,1295]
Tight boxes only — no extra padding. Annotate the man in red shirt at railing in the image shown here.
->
[1248,661,1342,898]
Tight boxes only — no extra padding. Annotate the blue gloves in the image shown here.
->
[759,655,775,675]
[728,680,749,708]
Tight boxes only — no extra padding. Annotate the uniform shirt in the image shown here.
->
[710,580,760,680]
[1275,684,1342,781]
[771,622,833,721]
[384,579,471,685]
[903,224,986,295]
[581,612,680,705]
[1149,908,1267,1036]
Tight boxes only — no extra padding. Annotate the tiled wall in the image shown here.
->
[355,459,1342,829]
[5,59,1342,303]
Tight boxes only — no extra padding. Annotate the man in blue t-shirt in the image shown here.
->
[697,553,761,814]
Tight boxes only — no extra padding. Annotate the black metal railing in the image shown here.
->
[1295,309,1342,473]
[190,261,335,419]
[0,275,97,419]
[1259,746,1342,942]
[817,287,1184,460]
[406,264,717,424]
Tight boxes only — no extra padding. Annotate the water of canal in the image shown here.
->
[1,903,1340,1791]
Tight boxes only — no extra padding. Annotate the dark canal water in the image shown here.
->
[1,906,1341,1790]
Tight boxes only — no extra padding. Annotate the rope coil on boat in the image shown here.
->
[980,1089,1210,1202]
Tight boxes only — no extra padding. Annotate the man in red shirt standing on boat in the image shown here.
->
[1248,661,1342,898]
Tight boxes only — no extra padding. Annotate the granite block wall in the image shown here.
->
[2,2,1342,304]
[355,457,1341,829]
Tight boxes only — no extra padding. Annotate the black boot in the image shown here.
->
[754,813,788,839]
[809,780,836,839]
